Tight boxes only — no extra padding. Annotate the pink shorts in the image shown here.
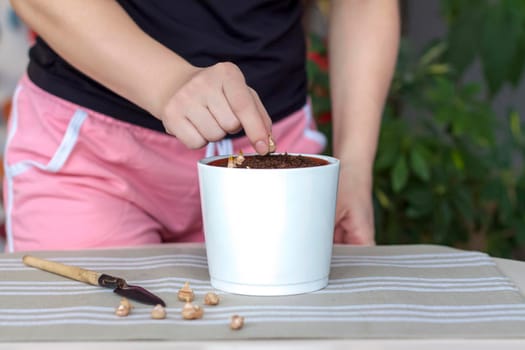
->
[3,75,326,252]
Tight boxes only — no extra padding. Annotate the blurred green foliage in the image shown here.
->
[307,0,525,259]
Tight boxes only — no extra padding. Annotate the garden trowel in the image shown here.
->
[22,255,166,306]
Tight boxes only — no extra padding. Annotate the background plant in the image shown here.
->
[307,0,525,259]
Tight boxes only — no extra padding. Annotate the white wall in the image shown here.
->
[0,0,29,251]
[0,0,29,103]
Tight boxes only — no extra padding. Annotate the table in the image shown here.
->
[1,244,524,349]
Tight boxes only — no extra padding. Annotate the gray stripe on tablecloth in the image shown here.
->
[1,273,519,296]
[1,244,524,340]
[1,276,516,289]
[0,251,488,262]
[0,251,491,262]
[3,303,525,328]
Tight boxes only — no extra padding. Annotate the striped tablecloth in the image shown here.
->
[1,244,524,341]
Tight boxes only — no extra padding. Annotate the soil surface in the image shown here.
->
[209,153,328,169]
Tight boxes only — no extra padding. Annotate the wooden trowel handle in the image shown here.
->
[22,255,101,286]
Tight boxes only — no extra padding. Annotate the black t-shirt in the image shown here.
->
[27,0,307,134]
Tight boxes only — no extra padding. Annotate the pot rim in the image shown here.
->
[198,152,340,170]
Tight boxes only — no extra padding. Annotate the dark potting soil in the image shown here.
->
[208,153,328,169]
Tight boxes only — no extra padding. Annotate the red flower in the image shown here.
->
[317,111,332,125]
[307,51,329,71]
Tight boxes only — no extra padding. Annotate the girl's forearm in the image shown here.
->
[10,0,195,118]
[328,0,400,176]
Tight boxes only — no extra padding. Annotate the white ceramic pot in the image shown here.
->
[197,153,340,296]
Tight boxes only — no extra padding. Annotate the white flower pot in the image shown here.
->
[197,153,340,296]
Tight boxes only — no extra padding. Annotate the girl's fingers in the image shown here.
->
[206,92,242,134]
[163,116,206,149]
[161,62,273,153]
[222,74,271,155]
[249,88,272,133]
[185,105,227,142]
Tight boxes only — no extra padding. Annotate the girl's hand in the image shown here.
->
[333,165,376,245]
[160,62,273,155]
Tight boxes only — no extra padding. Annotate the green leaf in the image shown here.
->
[375,143,399,171]
[505,0,525,86]
[311,95,331,115]
[409,146,431,182]
[391,155,409,193]
[308,33,327,55]
[440,0,480,24]
[481,179,502,203]
[451,186,474,222]
[509,110,523,143]
[419,42,447,67]
[405,186,434,218]
[427,64,451,75]
[480,3,523,95]
[445,4,483,76]
[450,149,465,171]
[498,186,514,225]
[515,218,525,244]
[460,83,482,99]
[431,200,453,243]
[507,29,525,86]
[375,188,391,209]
